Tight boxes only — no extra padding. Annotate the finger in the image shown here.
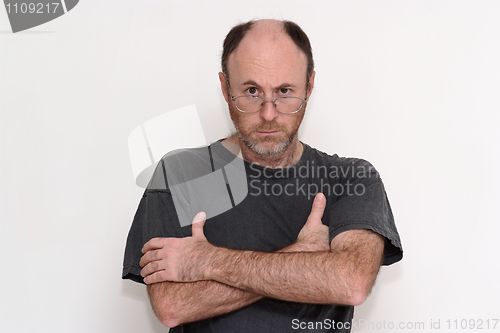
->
[139,249,160,268]
[191,211,207,239]
[141,237,164,254]
[307,192,326,223]
[140,259,164,278]
[143,270,169,285]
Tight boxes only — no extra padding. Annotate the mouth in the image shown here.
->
[256,130,279,135]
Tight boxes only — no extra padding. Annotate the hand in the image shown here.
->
[139,211,212,284]
[293,193,330,252]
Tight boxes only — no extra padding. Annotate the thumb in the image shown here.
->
[307,193,326,224]
[191,211,207,239]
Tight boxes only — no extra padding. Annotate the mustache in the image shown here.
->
[252,123,284,132]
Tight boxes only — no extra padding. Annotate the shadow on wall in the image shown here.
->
[121,281,171,332]
[354,263,404,324]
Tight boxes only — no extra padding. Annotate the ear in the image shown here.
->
[306,70,316,99]
[219,72,230,103]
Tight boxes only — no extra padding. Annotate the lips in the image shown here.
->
[256,130,280,136]
[256,128,281,133]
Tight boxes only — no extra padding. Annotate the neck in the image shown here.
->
[222,134,303,168]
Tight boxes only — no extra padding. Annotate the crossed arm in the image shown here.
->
[141,194,385,328]
[146,241,302,328]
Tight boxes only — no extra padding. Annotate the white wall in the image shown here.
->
[1,1,499,332]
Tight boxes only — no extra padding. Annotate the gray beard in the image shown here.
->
[238,132,296,158]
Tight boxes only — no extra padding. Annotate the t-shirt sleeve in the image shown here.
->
[122,188,188,284]
[327,157,403,266]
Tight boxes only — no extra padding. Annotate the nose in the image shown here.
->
[259,99,279,122]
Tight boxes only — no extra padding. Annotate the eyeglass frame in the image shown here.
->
[224,74,309,114]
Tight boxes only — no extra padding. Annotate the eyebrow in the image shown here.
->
[240,80,297,89]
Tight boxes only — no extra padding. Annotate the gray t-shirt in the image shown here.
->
[122,140,403,332]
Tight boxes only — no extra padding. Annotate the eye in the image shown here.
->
[245,87,259,96]
[279,87,292,95]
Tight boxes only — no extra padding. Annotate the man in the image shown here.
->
[122,19,403,332]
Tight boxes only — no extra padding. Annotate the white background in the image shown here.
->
[1,1,499,332]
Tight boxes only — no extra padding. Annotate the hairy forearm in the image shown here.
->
[205,248,357,305]
[149,242,304,327]
[147,279,261,327]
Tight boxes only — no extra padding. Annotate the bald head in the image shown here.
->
[242,19,287,41]
[229,22,308,84]
[221,19,314,83]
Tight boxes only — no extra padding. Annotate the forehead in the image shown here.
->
[226,27,308,86]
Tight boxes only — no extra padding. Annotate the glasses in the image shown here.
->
[231,95,307,114]
[225,75,307,114]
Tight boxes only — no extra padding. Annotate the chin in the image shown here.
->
[248,138,290,157]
